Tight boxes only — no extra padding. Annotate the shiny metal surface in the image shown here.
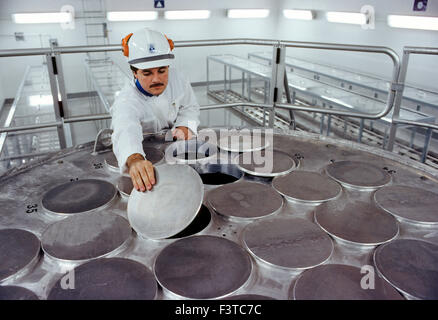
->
[315,199,399,246]
[117,175,133,199]
[127,164,204,240]
[273,171,342,203]
[0,229,40,282]
[104,152,119,172]
[105,147,165,172]
[243,217,333,270]
[1,128,438,300]
[165,139,218,165]
[154,235,252,299]
[41,179,117,215]
[291,264,404,300]
[143,146,165,164]
[0,285,39,300]
[208,180,283,221]
[326,160,392,189]
[234,150,296,177]
[47,257,157,300]
[217,131,270,152]
[374,185,438,225]
[374,239,438,300]
[41,212,132,262]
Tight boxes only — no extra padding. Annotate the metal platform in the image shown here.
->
[0,128,438,300]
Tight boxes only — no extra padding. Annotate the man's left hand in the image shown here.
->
[172,126,193,140]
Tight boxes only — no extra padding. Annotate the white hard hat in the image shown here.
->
[122,28,175,70]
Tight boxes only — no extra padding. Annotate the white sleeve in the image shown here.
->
[173,76,200,135]
[110,98,145,174]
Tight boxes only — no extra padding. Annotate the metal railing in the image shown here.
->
[0,66,31,157]
[0,39,436,164]
[275,41,400,122]
[386,46,438,162]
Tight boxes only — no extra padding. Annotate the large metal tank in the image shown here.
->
[0,127,437,300]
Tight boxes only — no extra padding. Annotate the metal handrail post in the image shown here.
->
[45,53,67,149]
[269,43,286,128]
[386,50,409,152]
[54,52,73,147]
[283,69,295,130]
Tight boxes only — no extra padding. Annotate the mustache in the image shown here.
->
[150,83,164,88]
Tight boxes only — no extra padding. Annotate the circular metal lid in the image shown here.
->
[315,200,399,246]
[234,149,296,177]
[291,264,404,300]
[273,171,342,203]
[374,239,438,300]
[326,160,391,189]
[0,286,39,300]
[164,139,218,165]
[243,217,333,270]
[0,229,40,282]
[208,181,283,221]
[127,164,204,239]
[217,131,270,152]
[374,185,438,225]
[47,258,157,300]
[41,179,117,215]
[117,176,133,199]
[154,235,252,299]
[41,212,132,261]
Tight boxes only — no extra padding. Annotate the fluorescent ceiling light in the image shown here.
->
[283,9,314,20]
[164,10,210,20]
[326,11,367,25]
[387,15,438,31]
[227,9,270,19]
[107,11,158,21]
[12,12,72,24]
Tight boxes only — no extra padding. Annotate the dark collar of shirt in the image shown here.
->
[135,79,154,97]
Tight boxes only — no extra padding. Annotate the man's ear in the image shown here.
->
[132,70,138,79]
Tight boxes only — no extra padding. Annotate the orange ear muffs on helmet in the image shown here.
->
[164,34,174,51]
[122,33,133,57]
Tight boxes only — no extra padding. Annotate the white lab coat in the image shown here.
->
[110,67,200,173]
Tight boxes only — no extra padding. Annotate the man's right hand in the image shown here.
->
[126,153,156,192]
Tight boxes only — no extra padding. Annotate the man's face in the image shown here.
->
[134,66,169,96]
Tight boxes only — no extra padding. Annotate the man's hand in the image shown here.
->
[126,153,156,192]
[172,126,193,140]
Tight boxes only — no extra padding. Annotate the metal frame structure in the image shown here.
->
[386,47,438,162]
[0,39,436,164]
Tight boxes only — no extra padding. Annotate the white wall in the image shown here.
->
[0,0,437,99]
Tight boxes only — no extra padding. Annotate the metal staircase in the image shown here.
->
[81,0,109,63]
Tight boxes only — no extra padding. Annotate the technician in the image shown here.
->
[110,28,200,192]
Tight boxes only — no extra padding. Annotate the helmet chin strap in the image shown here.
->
[135,78,154,97]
